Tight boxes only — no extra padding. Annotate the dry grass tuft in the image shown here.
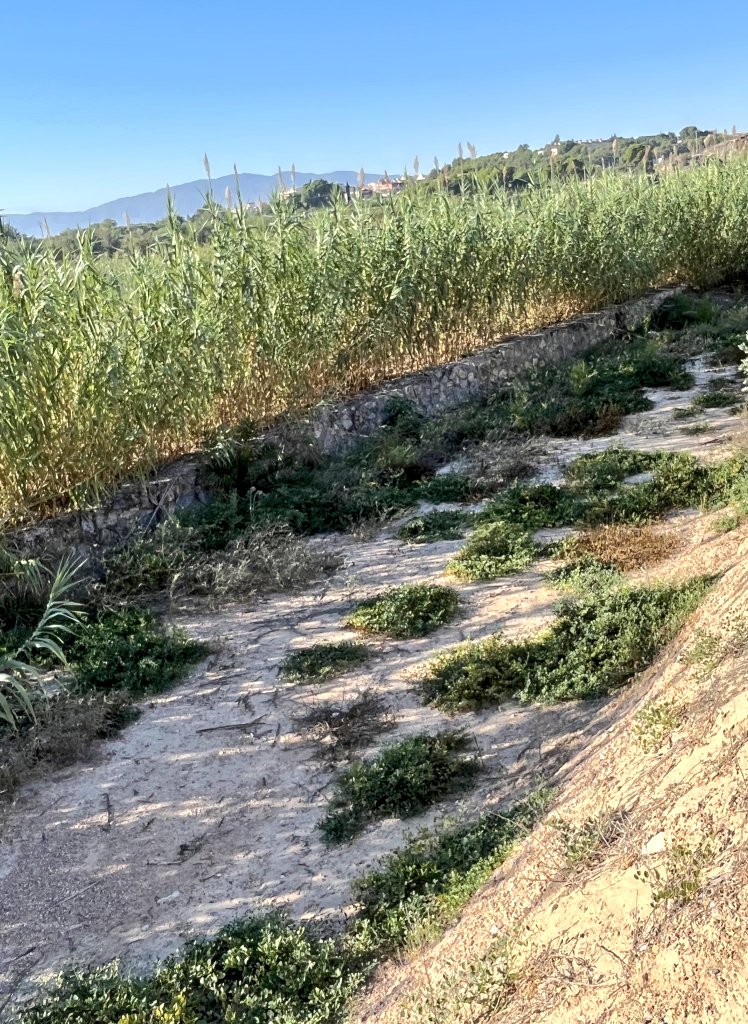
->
[0,689,133,804]
[107,524,343,607]
[567,522,680,572]
[177,528,342,606]
[293,688,396,760]
[464,435,541,491]
[550,807,630,871]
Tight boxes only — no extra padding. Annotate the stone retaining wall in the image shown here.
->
[309,287,681,451]
[9,461,207,563]
[7,286,680,561]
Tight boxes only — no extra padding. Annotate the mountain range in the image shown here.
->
[6,170,383,237]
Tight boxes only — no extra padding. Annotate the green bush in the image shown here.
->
[420,577,711,710]
[164,328,695,546]
[20,916,363,1024]
[18,787,553,1024]
[692,389,741,410]
[479,482,585,528]
[477,451,748,533]
[447,521,538,581]
[397,510,474,544]
[279,642,372,683]
[651,293,717,331]
[346,584,459,638]
[352,789,551,951]
[414,474,478,504]
[565,447,658,492]
[319,730,480,843]
[505,340,691,439]
[71,610,208,694]
[582,451,716,525]
[544,558,623,596]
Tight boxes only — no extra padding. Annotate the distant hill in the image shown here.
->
[429,127,748,191]
[6,170,382,237]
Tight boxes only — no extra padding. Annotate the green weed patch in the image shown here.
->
[18,786,551,1024]
[420,577,711,711]
[651,293,717,331]
[280,642,372,684]
[478,482,585,529]
[19,916,364,1024]
[544,557,623,595]
[505,340,692,438]
[352,788,551,951]
[447,522,539,581]
[346,584,459,638]
[319,730,480,843]
[70,610,208,695]
[171,329,695,545]
[397,510,474,544]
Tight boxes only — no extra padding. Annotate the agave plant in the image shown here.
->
[0,552,86,729]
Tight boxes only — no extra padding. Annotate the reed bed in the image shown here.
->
[3,159,748,525]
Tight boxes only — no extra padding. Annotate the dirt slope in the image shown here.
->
[355,523,748,1023]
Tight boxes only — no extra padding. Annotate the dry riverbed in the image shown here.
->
[0,350,744,1008]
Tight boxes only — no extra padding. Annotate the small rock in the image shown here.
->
[641,832,667,856]
[156,890,182,905]
[623,471,655,486]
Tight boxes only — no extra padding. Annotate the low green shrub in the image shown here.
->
[20,916,364,1024]
[544,557,623,596]
[346,584,459,638]
[551,808,628,869]
[506,340,691,438]
[479,482,585,528]
[692,389,741,410]
[71,610,208,694]
[673,301,748,364]
[17,787,553,1024]
[168,332,694,545]
[673,405,698,420]
[414,474,477,504]
[582,451,714,525]
[319,730,480,843]
[397,510,474,544]
[447,522,539,581]
[352,789,551,951]
[279,642,372,683]
[565,447,658,492]
[651,293,717,331]
[714,511,742,533]
[479,451,748,533]
[632,699,682,752]
[420,577,711,710]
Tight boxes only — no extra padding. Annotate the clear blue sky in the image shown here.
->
[4,0,748,213]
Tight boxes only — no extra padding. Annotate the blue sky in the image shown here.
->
[4,0,748,213]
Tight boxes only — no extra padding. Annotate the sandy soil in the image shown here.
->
[0,351,744,1008]
[354,525,748,1024]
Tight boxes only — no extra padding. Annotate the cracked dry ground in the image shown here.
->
[0,351,744,1004]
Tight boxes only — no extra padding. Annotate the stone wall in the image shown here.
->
[9,461,208,563]
[7,286,680,561]
[308,287,681,452]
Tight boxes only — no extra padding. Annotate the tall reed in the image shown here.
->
[2,158,748,525]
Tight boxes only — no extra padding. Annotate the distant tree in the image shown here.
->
[622,142,647,165]
[679,126,708,142]
[289,179,342,210]
[0,216,21,242]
